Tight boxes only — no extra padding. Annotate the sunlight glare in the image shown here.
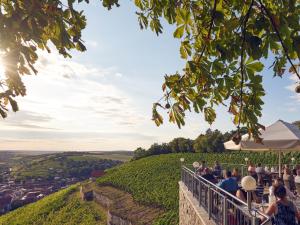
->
[0,57,5,79]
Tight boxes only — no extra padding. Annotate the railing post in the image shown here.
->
[198,179,202,206]
[192,174,195,197]
[208,185,212,219]
[241,165,244,177]
[181,166,183,181]
[188,172,191,191]
[223,196,227,225]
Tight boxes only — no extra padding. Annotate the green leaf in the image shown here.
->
[173,25,184,39]
[246,61,264,72]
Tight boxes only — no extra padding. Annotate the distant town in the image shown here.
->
[0,151,131,215]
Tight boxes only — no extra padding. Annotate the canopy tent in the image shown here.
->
[224,120,300,176]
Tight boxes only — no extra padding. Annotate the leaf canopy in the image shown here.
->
[0,0,300,141]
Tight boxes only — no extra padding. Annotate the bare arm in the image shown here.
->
[260,203,276,222]
[265,203,276,217]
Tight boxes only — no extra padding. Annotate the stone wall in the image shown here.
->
[179,181,215,225]
[93,189,132,225]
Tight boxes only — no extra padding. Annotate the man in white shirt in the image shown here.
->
[295,169,300,184]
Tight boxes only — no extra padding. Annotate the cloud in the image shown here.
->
[1,49,148,146]
[0,129,157,151]
[2,111,57,130]
[286,74,300,103]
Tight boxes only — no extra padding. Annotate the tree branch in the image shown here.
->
[238,0,254,128]
[156,0,218,105]
[258,0,300,80]
[196,0,218,62]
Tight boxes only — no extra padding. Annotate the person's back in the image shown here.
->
[218,171,238,194]
[265,185,300,225]
[274,201,297,225]
[255,163,264,174]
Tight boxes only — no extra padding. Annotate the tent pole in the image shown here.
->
[279,150,282,178]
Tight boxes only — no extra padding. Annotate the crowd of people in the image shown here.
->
[195,161,300,225]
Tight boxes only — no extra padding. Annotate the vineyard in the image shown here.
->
[0,186,106,225]
[1,151,300,225]
[97,151,300,225]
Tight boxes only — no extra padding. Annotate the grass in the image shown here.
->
[0,186,106,225]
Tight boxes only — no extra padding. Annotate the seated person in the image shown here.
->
[237,178,263,204]
[295,169,300,184]
[218,170,238,195]
[255,177,264,203]
[248,162,257,180]
[264,165,270,173]
[248,162,256,175]
[283,168,296,191]
[255,163,264,174]
[264,184,300,225]
[201,168,217,184]
[232,168,241,182]
[196,160,207,175]
[212,161,222,177]
[271,166,277,173]
[236,188,258,203]
[269,178,296,200]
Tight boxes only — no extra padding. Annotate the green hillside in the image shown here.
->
[0,186,106,225]
[12,152,122,180]
[1,151,299,225]
[97,151,300,224]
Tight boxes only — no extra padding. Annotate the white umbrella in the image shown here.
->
[224,120,300,176]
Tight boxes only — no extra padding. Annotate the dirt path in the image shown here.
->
[83,183,165,225]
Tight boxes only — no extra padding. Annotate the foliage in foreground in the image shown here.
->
[97,151,300,224]
[1,1,300,140]
[0,186,105,225]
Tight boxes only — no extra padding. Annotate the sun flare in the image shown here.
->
[0,58,5,78]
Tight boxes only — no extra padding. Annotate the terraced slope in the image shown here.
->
[0,186,106,225]
[92,185,165,224]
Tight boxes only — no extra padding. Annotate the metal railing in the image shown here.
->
[181,166,271,225]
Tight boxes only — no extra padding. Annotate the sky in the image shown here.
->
[0,1,299,151]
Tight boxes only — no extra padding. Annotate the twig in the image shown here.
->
[258,0,300,80]
[238,0,254,128]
